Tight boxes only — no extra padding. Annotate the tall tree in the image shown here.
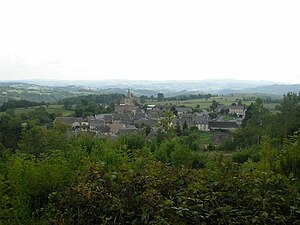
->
[278,92,300,138]
[237,98,272,147]
[157,93,164,102]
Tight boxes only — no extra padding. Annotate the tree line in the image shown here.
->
[58,93,124,117]
[0,100,47,112]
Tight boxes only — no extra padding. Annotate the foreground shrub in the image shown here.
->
[46,159,300,225]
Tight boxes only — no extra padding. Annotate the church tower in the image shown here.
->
[124,89,134,106]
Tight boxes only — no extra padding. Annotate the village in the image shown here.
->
[54,89,246,139]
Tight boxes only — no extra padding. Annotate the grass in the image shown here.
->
[223,115,237,121]
[150,96,254,109]
[13,105,74,117]
[263,103,279,110]
[46,105,74,116]
[185,132,214,150]
[198,132,212,145]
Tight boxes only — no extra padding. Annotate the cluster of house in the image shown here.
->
[171,106,244,132]
[216,104,246,118]
[54,89,246,138]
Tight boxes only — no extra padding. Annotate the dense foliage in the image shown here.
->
[0,92,300,224]
[228,93,300,149]
[165,93,216,101]
[58,94,124,117]
[0,100,46,112]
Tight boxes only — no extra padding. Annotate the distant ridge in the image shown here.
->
[217,84,300,95]
[5,78,284,91]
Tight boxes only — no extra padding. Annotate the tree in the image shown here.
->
[237,99,243,106]
[75,105,84,117]
[140,95,147,104]
[154,139,178,163]
[0,114,22,150]
[6,109,15,117]
[18,127,67,156]
[28,107,52,125]
[116,133,146,153]
[277,92,300,138]
[236,98,272,147]
[170,143,194,168]
[158,110,175,140]
[144,125,151,136]
[175,120,182,136]
[182,121,188,130]
[279,129,300,178]
[63,100,73,110]
[157,93,164,102]
[210,99,219,111]
[150,95,155,102]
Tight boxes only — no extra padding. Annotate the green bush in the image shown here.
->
[45,160,300,224]
[154,139,178,163]
[7,151,72,224]
[279,131,300,178]
[232,147,260,163]
[170,143,194,168]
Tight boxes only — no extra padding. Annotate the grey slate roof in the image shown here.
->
[118,127,138,135]
[176,107,192,113]
[193,115,209,124]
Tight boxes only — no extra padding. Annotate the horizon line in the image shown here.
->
[0,78,294,84]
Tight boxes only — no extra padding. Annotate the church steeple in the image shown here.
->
[127,89,132,99]
[125,89,134,106]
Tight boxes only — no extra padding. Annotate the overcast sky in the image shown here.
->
[0,0,300,83]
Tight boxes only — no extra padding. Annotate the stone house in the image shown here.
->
[227,106,246,118]
[180,113,194,127]
[193,115,210,131]
[108,122,126,134]
[176,107,192,116]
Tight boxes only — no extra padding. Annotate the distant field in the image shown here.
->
[13,105,74,117]
[263,103,279,110]
[46,105,74,116]
[148,96,279,110]
[152,96,252,109]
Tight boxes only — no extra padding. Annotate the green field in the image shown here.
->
[13,104,74,117]
[196,132,213,147]
[149,96,279,110]
[151,96,252,109]
[263,102,279,110]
